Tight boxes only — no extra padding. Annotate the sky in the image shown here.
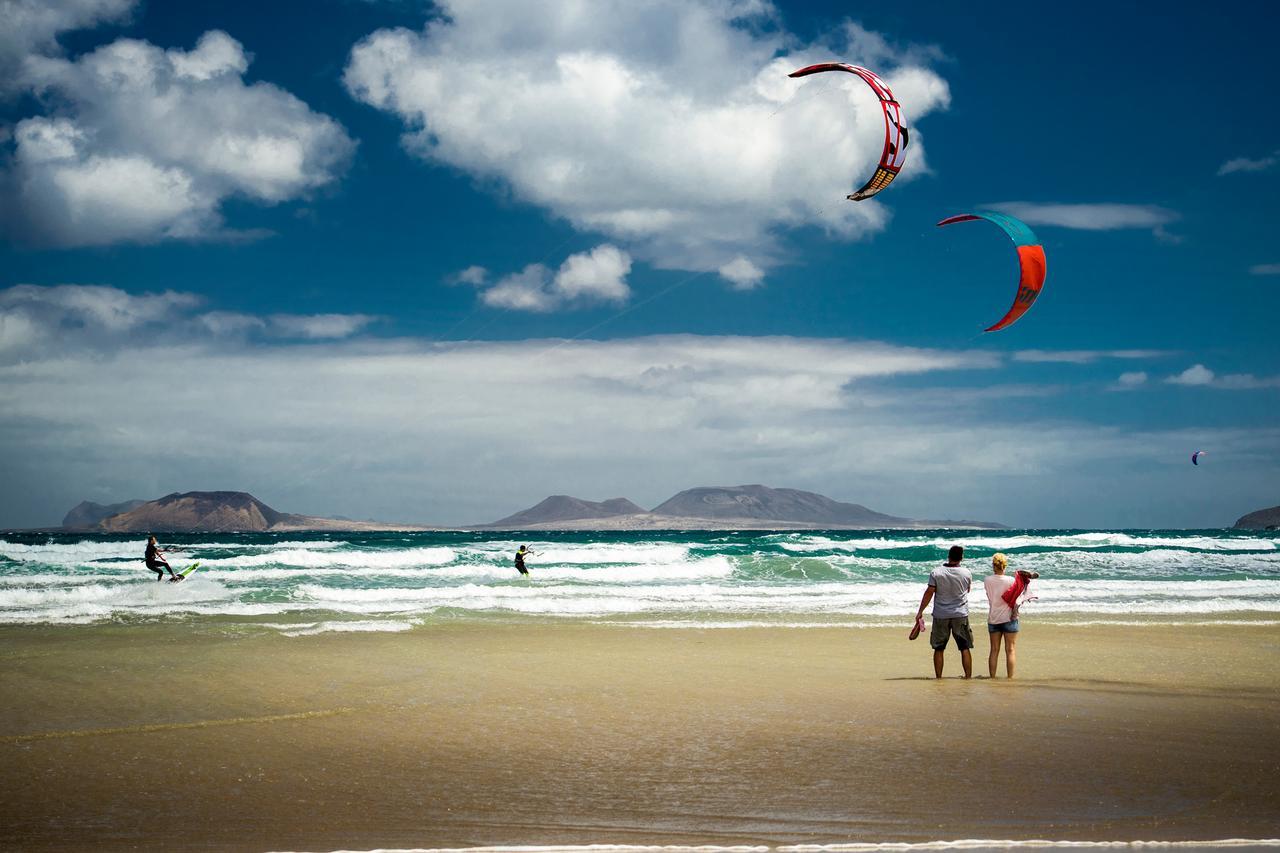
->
[1,0,1277,529]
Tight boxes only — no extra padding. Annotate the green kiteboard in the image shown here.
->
[178,562,201,578]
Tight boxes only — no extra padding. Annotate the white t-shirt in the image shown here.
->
[984,573,1016,624]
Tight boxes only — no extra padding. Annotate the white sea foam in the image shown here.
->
[196,546,457,570]
[0,577,286,623]
[455,542,692,565]
[777,533,1278,553]
[281,578,1280,619]
[273,619,417,637]
[5,531,1280,627]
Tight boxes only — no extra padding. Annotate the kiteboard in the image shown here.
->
[171,562,201,581]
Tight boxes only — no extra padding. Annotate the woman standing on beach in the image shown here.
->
[983,553,1035,679]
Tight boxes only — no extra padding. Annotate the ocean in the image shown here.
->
[2,528,1277,633]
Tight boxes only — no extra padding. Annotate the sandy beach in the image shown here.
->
[2,620,1278,851]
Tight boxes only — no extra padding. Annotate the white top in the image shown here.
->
[984,573,1016,624]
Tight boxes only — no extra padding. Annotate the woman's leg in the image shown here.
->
[988,630,1001,678]
[1004,630,1018,679]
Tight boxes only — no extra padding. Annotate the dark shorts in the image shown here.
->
[930,616,974,651]
[146,561,168,573]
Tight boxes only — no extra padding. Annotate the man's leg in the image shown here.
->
[988,630,1001,678]
[929,619,949,678]
[955,618,974,679]
[1005,631,1018,679]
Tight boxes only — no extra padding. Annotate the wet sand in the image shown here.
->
[2,621,1278,850]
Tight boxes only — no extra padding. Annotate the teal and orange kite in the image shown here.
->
[936,211,1047,332]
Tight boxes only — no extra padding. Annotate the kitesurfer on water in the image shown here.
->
[514,545,532,576]
[145,535,180,582]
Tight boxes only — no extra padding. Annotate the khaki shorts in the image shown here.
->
[930,616,974,651]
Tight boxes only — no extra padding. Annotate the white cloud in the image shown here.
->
[450,265,489,286]
[477,244,633,312]
[344,2,951,276]
[268,313,377,340]
[0,282,200,332]
[1217,151,1277,176]
[552,244,632,302]
[1249,263,1280,276]
[1168,364,1215,386]
[5,296,1279,528]
[985,202,1178,232]
[198,311,265,336]
[0,0,135,95]
[1015,349,1168,364]
[0,284,377,358]
[2,28,354,246]
[718,256,765,290]
[1114,371,1148,389]
[481,265,558,312]
[1166,363,1280,390]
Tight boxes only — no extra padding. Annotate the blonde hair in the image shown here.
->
[992,552,1008,571]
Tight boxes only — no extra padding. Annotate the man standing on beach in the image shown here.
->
[914,545,973,678]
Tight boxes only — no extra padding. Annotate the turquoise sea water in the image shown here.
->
[1,529,1277,632]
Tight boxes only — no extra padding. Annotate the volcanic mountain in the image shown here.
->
[483,484,1003,530]
[1234,504,1280,530]
[89,491,424,533]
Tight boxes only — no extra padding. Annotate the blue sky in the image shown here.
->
[1,0,1277,528]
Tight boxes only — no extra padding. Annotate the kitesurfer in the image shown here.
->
[145,535,180,582]
[514,545,533,576]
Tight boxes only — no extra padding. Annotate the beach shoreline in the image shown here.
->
[3,621,1278,851]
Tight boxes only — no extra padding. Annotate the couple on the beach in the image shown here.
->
[913,545,1036,679]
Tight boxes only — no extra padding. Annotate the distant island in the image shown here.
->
[62,491,432,534]
[476,484,1005,530]
[1234,504,1280,530]
[51,484,1004,533]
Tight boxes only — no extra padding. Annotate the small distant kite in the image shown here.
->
[1192,450,1206,466]
[936,211,1048,332]
[787,62,908,202]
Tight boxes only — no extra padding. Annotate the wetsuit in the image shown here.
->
[514,549,528,575]
[145,543,172,581]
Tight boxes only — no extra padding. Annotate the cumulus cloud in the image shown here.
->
[1113,371,1148,390]
[343,2,951,276]
[477,244,632,312]
[718,256,765,290]
[2,27,354,246]
[1249,263,1280,276]
[1165,363,1280,390]
[0,0,135,95]
[1168,364,1216,386]
[986,202,1179,233]
[1217,151,1277,176]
